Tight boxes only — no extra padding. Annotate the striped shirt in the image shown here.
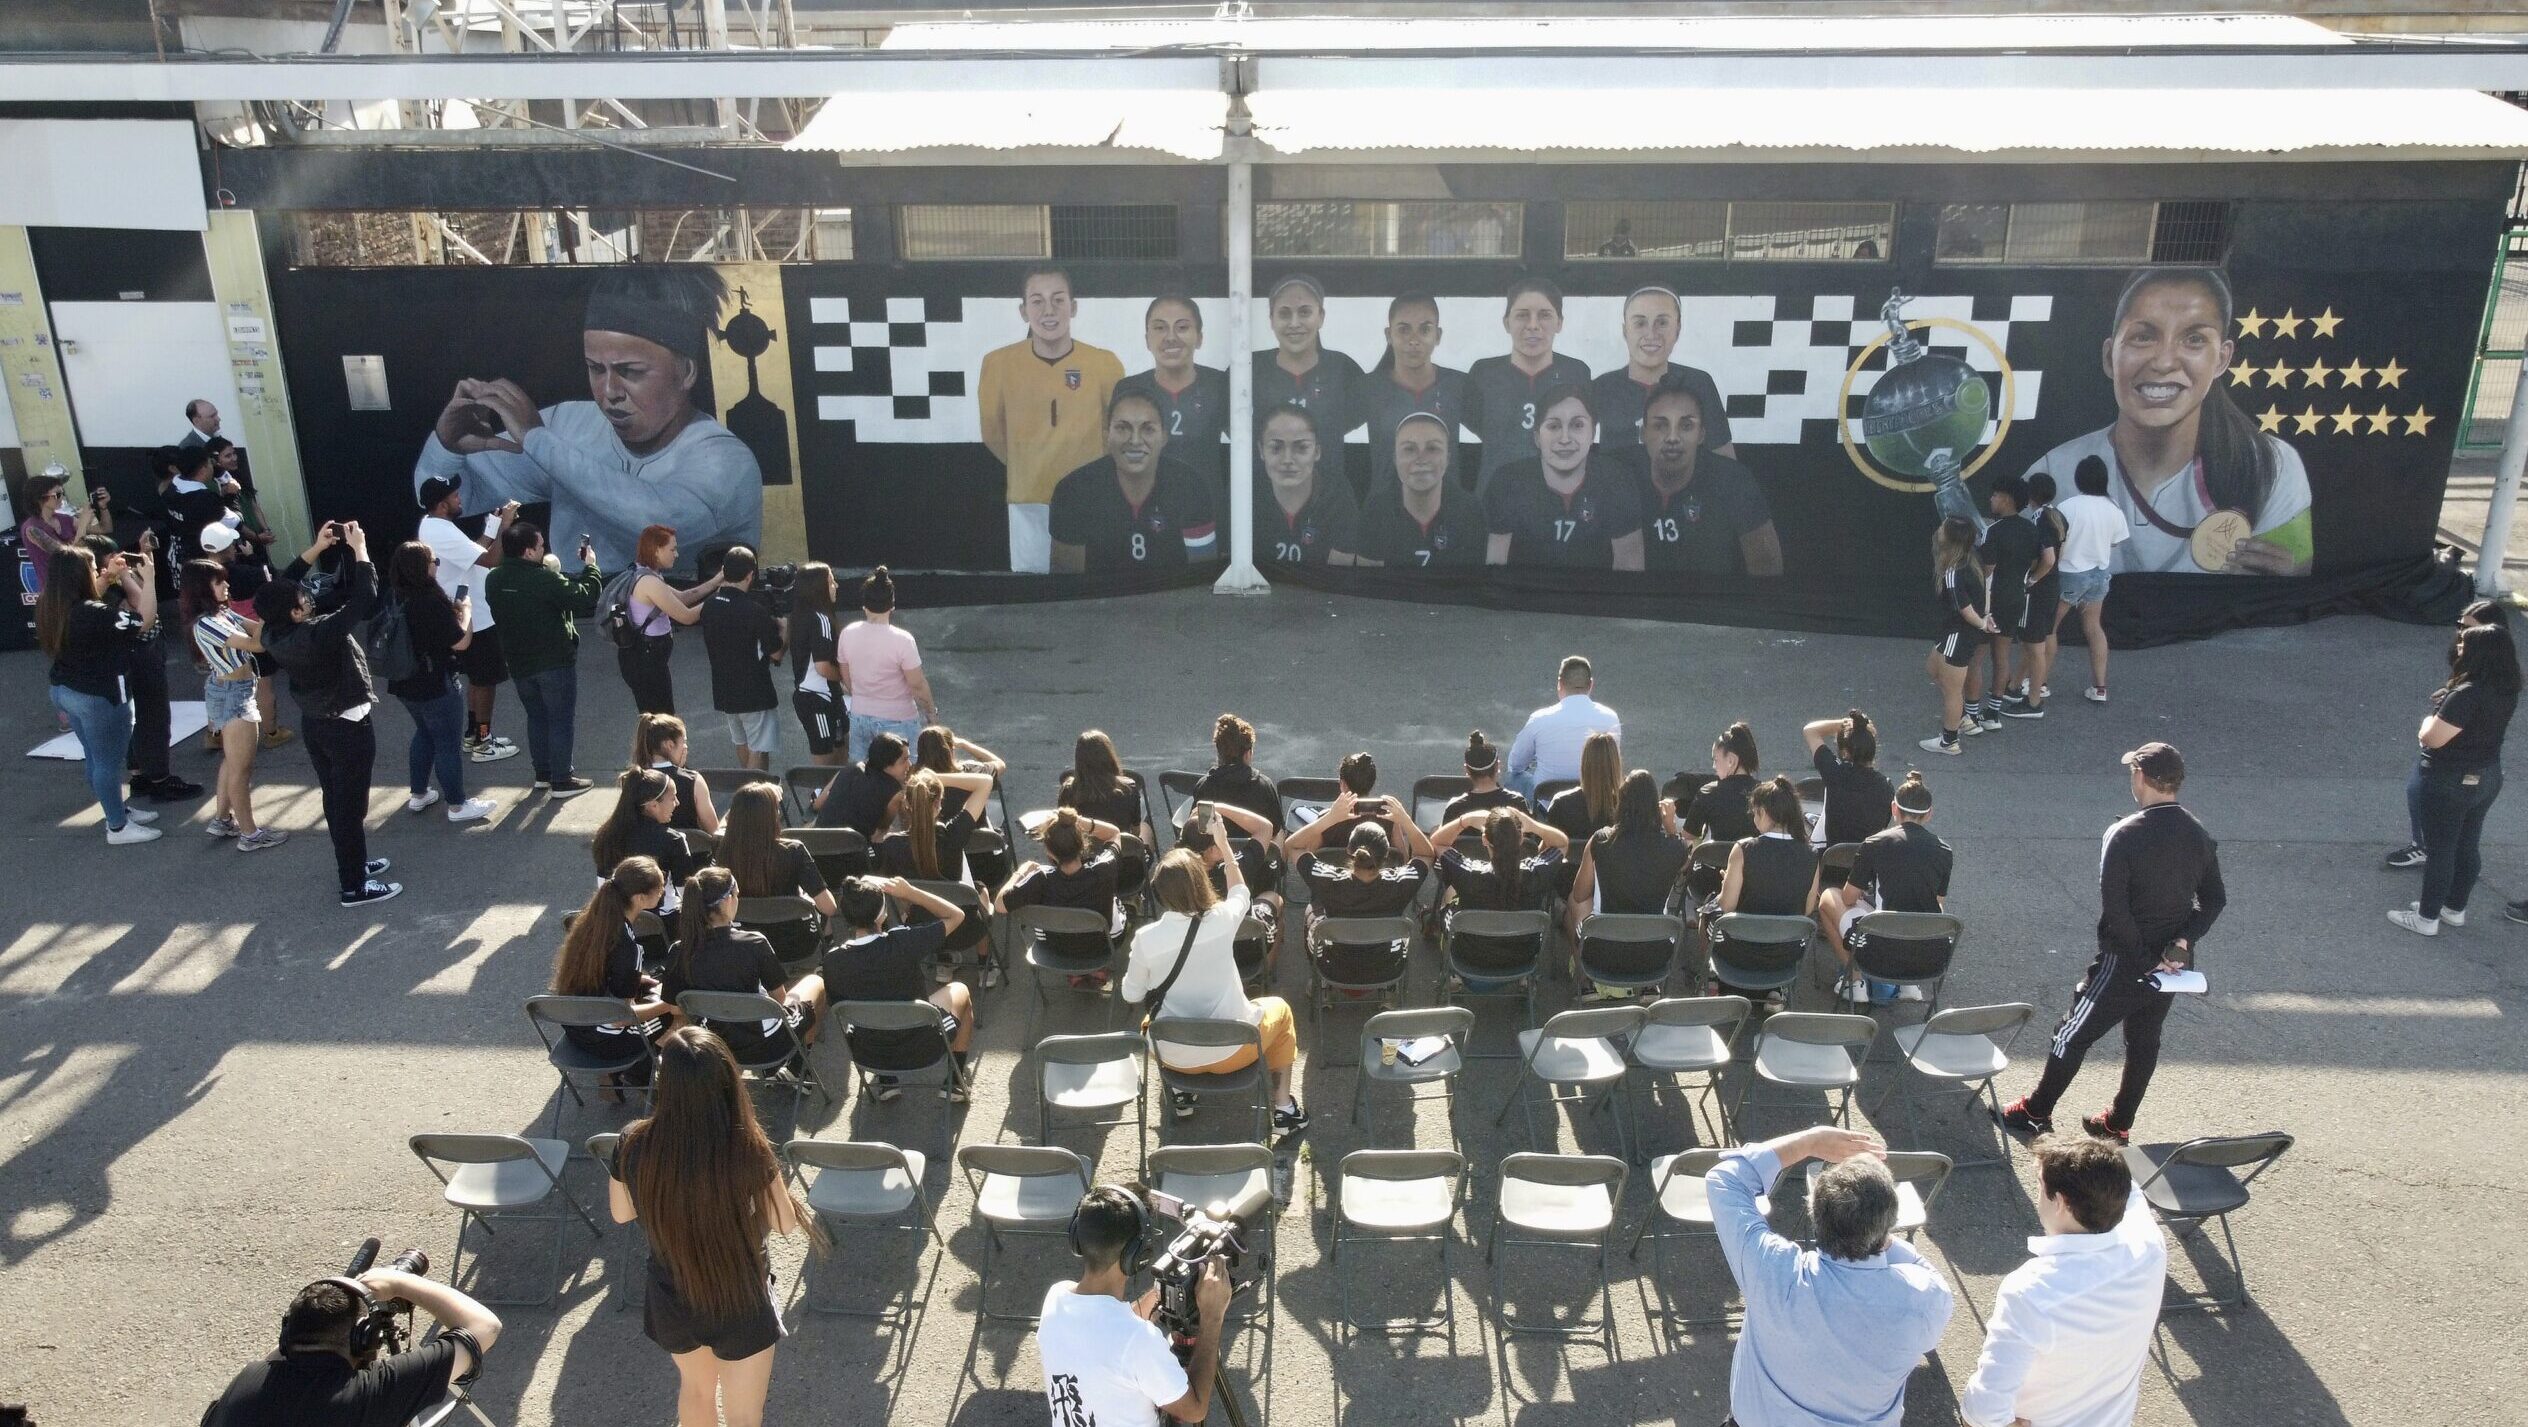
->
[193,610,253,680]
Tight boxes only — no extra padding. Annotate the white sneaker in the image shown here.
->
[1960,714,1987,736]
[2038,684,2052,700]
[2084,686,2110,704]
[1896,985,1925,1002]
[106,821,163,845]
[2418,901,2465,928]
[447,797,496,824]
[469,740,520,764]
[1919,734,1961,756]
[1838,976,1870,1005]
[125,808,160,825]
[2387,907,2438,937]
[406,788,442,814]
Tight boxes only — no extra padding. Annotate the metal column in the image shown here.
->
[1215,156,1267,594]
[2478,363,2528,596]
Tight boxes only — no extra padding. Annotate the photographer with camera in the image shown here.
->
[1041,1186,1230,1427]
[199,1247,501,1427]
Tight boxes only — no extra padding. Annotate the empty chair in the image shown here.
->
[1352,1006,1474,1151]
[1682,837,1732,905]
[1439,908,1550,1058]
[791,825,873,886]
[832,999,964,1156]
[1155,770,1204,830]
[957,1144,1093,1322]
[673,989,833,1118]
[524,994,654,1138]
[1273,776,1343,836]
[1035,1031,1147,1160]
[1573,912,1686,999]
[1410,774,1472,829]
[782,764,834,821]
[1846,910,1962,1020]
[1879,1002,2036,1166]
[2125,1132,2294,1310]
[1733,1011,1877,1129]
[735,893,824,969]
[1148,1142,1280,1322]
[1499,1005,1645,1160]
[408,1132,604,1306]
[1706,912,1816,1002]
[1305,914,1417,1035]
[1798,1150,1953,1241]
[1332,1148,1464,1339]
[1629,995,1751,1151]
[786,1138,938,1318]
[1146,1017,1269,1145]
[1488,1153,1628,1349]
[1629,1147,1734,1333]
[1015,904,1118,1039]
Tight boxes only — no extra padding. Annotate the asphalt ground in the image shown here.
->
[1,586,2521,1427]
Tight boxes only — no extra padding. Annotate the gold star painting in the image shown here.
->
[2229,307,2430,433]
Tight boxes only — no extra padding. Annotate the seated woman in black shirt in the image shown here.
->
[1709,776,1822,996]
[715,781,837,963]
[1442,730,1525,824]
[820,875,975,1099]
[594,767,701,918]
[997,807,1128,968]
[1545,730,1623,891]
[1057,728,1152,846]
[660,867,824,1063]
[1683,721,1763,848]
[1818,772,1952,1003]
[875,766,996,882]
[1567,769,1690,960]
[633,712,720,834]
[915,722,1008,881]
[1428,805,1568,987]
[1192,713,1283,829]
[551,855,679,1086]
[1297,822,1431,993]
[1802,709,1895,848]
[812,731,910,838]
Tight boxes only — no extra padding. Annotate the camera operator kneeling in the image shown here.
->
[1040,1186,1230,1427]
[199,1259,499,1427]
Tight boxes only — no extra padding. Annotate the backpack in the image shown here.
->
[363,593,421,684]
[598,566,645,652]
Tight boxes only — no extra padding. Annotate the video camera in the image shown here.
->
[756,562,798,620]
[1141,1182,1274,1342]
[335,1237,431,1365]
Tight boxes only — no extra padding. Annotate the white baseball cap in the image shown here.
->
[198,524,239,554]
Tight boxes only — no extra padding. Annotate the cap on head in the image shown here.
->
[2121,742,2185,790]
[199,524,239,555]
[418,474,462,510]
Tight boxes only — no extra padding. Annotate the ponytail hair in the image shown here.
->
[1042,806,1087,864]
[1894,771,1935,819]
[1346,820,1391,874]
[1462,730,1498,775]
[1838,709,1878,767]
[1483,808,1525,909]
[555,856,666,996]
[1713,721,1760,776]
[2111,267,2274,519]
[631,712,687,769]
[669,866,738,986]
[1750,775,1803,836]
[1933,516,1978,591]
[899,770,944,879]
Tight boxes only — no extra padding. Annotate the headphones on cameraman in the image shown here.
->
[1068,1185,1157,1277]
[297,1277,389,1358]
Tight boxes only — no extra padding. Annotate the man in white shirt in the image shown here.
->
[1961,1134,2167,1427]
[415,475,520,763]
[2045,455,2136,705]
[1038,1186,1229,1427]
[1505,655,1621,799]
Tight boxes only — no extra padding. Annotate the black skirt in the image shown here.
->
[643,1255,785,1361]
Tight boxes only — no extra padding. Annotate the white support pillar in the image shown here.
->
[1215,157,1268,594]
[2478,363,2528,597]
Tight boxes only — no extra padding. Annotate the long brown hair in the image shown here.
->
[621,1027,815,1322]
[1150,847,1220,918]
[593,767,674,874]
[556,856,665,995]
[670,867,740,985]
[178,559,228,671]
[34,547,101,659]
[1577,730,1621,825]
[1483,807,1526,909]
[915,724,958,774]
[897,769,945,879]
[1933,516,1978,592]
[631,712,687,769]
[717,782,788,897]
[1066,730,1124,804]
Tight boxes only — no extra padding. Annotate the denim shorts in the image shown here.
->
[2059,567,2111,607]
[204,674,259,731]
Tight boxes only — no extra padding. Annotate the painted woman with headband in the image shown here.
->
[1467,275,1593,493]
[1360,292,1474,498]
[1354,411,1488,568]
[1250,273,1366,471]
[1590,284,1739,459]
[2020,267,2312,576]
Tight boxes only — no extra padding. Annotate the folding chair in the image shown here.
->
[1410,774,1472,829]
[1794,775,1827,846]
[735,893,825,970]
[1304,915,1416,1050]
[408,1133,605,1306]
[1847,910,1962,1031]
[792,825,872,886]
[2126,1132,2294,1311]
[1120,768,1160,835]
[1817,841,1861,893]
[629,910,672,972]
[833,999,964,1157]
[1499,1005,1645,1160]
[1877,1002,2036,1167]
[1332,1148,1463,1339]
[1352,1006,1473,1153]
[1662,770,1714,808]
[584,1132,636,1313]
[1796,1151,1952,1242]
[786,1138,939,1318]
[1488,1152,1627,1349]
[1629,1147,1735,1335]
[1574,912,1686,999]
[783,764,836,821]
[680,827,722,862]
[693,767,779,795]
[1706,912,1817,1003]
[1439,908,1550,1059]
[1035,1031,1147,1164]
[1682,838,1732,906]
[523,994,653,1138]
[957,1144,1092,1322]
[1148,1142,1280,1324]
[1629,995,1751,1153]
[1732,1011,1877,1129]
[1156,770,1204,831]
[1274,776,1344,836]
[900,878,994,983]
[1014,904,1118,1039]
[1147,1017,1270,1145]
[674,989,833,1119]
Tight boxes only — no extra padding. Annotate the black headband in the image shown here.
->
[585,291,709,363]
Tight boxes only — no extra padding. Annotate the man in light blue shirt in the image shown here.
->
[1505,655,1620,799]
[1707,1127,1954,1427]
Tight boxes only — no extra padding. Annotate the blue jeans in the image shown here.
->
[2406,762,2427,847]
[402,686,468,803]
[513,666,580,782]
[847,712,925,767]
[50,685,134,829]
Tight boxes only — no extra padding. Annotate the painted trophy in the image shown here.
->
[1859,288,1993,529]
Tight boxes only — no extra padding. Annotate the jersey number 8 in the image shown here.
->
[1130,532,1148,561]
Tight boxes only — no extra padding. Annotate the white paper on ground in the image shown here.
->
[27,701,207,759]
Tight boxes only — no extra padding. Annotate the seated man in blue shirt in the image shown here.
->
[1505,654,1620,800]
[1707,1126,1955,1427]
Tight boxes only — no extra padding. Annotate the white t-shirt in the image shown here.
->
[1038,1283,1188,1427]
[839,618,923,720]
[2022,425,2310,575]
[2050,493,2131,575]
[417,513,499,629]
[1121,884,1256,1068]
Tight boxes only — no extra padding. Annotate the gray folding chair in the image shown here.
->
[1333,1148,1463,1339]
[674,989,833,1119]
[1817,841,1861,893]
[2126,1132,2294,1311]
[408,1133,604,1306]
[1794,775,1827,846]
[1629,1147,1736,1335]
[1410,774,1472,829]
[786,1138,938,1318]
[783,764,836,821]
[958,1144,1092,1322]
[584,1131,635,1314]
[1305,914,1417,1050]
[1148,1142,1280,1324]
[1488,1152,1628,1350]
[694,767,779,796]
[1707,912,1817,1002]
[1016,904,1118,1040]
[1797,1150,1953,1241]
[1629,995,1752,1153]
[1439,908,1550,1059]
[792,825,873,886]
[833,999,963,1156]
[1847,910,1962,1030]
[898,879,994,982]
[1877,1002,2037,1167]
[1574,912,1687,998]
[523,994,653,1138]
[1682,837,1731,905]
[1499,1005,1646,1160]
[1352,1006,1474,1153]
[1155,770,1204,829]
[735,893,825,970]
[1274,776,1344,835]
[1732,1011,1877,1129]
[1035,1031,1147,1165]
[1147,1017,1270,1145]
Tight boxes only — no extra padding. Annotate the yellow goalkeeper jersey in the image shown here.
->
[978,339,1124,506]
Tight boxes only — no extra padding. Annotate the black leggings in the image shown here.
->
[617,638,676,716]
[2417,765,2503,918]
[303,713,377,894]
[2027,982,2173,1131]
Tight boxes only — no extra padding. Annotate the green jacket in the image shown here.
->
[484,556,602,678]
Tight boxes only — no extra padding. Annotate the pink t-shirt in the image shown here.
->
[839,618,922,719]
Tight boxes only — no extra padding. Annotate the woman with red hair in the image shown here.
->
[617,523,725,716]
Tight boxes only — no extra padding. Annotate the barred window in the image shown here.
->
[1565,201,1727,260]
[1257,201,1522,258]
[1937,201,2234,266]
[812,208,855,261]
[1566,201,1890,262]
[898,204,1177,261]
[283,209,828,267]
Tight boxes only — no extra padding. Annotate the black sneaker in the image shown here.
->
[1999,702,2046,720]
[866,1075,902,1104]
[2507,899,2528,925]
[2079,1111,2130,1145]
[1996,1098,2052,1138]
[341,880,402,908]
[2384,844,2427,870]
[547,776,593,798]
[142,775,205,802]
[365,858,393,878]
[1271,1101,1311,1137]
[1170,1090,1197,1121]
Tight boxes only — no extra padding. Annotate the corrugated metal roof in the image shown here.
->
[784,58,1226,159]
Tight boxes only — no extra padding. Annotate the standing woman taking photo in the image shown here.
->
[2390,620,2519,936]
[40,546,161,844]
[617,525,724,717]
[386,542,496,825]
[1920,515,1995,757]
[608,1025,819,1427]
[181,559,284,852]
